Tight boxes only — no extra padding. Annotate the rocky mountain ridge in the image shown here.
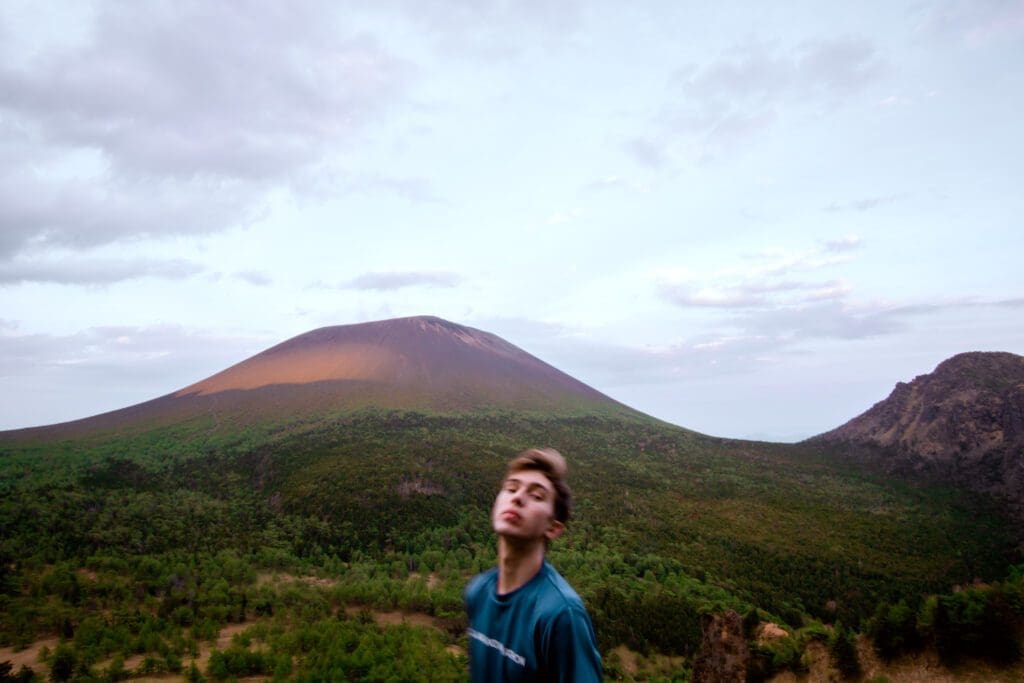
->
[812,351,1024,517]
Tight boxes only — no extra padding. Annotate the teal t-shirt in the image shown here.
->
[464,561,602,682]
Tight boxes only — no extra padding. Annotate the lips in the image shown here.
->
[500,510,521,522]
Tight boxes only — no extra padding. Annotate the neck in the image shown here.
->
[496,536,546,595]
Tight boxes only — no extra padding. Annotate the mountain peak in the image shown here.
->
[812,350,1024,515]
[814,351,1024,451]
[176,315,582,400]
[260,316,513,360]
[5,316,641,439]
[930,351,1024,388]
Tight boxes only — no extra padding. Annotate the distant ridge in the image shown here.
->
[2,316,645,440]
[811,351,1024,516]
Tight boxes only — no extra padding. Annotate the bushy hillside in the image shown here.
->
[2,409,1018,680]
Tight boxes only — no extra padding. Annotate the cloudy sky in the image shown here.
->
[2,1,1022,440]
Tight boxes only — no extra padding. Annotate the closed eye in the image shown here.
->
[502,478,550,501]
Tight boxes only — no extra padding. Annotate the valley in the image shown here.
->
[1,318,1021,681]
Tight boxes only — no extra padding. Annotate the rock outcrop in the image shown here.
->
[811,352,1024,517]
[692,610,749,683]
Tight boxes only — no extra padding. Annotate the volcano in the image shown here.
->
[2,316,644,440]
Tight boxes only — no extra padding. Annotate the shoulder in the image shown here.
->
[534,562,588,618]
[464,567,497,606]
[533,564,602,678]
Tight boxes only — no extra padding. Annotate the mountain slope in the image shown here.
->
[1,329,1020,677]
[177,315,620,408]
[811,351,1024,515]
[1,316,645,440]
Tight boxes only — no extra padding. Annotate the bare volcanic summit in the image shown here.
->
[177,316,629,414]
[4,316,642,439]
[811,351,1024,516]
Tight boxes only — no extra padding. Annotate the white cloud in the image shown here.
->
[0,323,270,428]
[235,271,273,287]
[730,301,904,340]
[0,4,412,181]
[581,176,651,194]
[533,293,1023,400]
[631,35,886,164]
[347,175,442,204]
[0,323,264,382]
[0,1,415,261]
[661,285,766,309]
[368,0,584,60]
[822,235,863,252]
[657,238,885,343]
[675,35,883,99]
[533,329,797,389]
[878,94,913,108]
[653,238,862,316]
[624,137,669,168]
[796,36,885,94]
[917,0,1024,45]
[341,271,463,291]
[755,250,853,277]
[801,282,854,302]
[823,194,909,212]
[660,277,851,310]
[546,208,583,225]
[0,257,204,285]
[0,172,254,259]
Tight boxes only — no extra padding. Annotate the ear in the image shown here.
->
[544,519,565,542]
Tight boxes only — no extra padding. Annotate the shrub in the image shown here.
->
[828,622,860,679]
[867,600,919,660]
[933,587,1020,664]
[48,644,77,682]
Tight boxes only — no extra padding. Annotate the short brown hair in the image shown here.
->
[505,447,573,525]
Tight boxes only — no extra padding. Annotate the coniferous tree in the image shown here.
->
[828,622,860,679]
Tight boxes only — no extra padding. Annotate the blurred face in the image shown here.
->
[492,469,564,544]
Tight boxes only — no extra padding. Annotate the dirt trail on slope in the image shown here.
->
[0,621,265,682]
[1,603,456,682]
[343,605,445,629]
[0,637,58,674]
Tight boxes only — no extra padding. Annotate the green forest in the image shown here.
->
[1,410,1021,681]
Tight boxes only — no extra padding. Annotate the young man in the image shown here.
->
[464,448,602,682]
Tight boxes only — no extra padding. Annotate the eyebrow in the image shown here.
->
[504,477,552,495]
